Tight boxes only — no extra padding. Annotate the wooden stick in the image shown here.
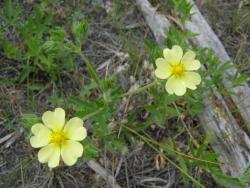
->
[87,160,122,188]
[135,0,171,46]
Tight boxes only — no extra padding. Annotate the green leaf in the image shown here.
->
[203,153,220,162]
[231,72,248,88]
[93,114,110,138]
[166,27,197,49]
[21,113,40,129]
[50,27,67,41]
[105,134,126,153]
[72,19,89,44]
[213,61,234,82]
[5,0,14,18]
[196,133,212,157]
[212,171,244,188]
[144,39,162,67]
[178,156,189,182]
[2,40,22,60]
[239,166,250,185]
[82,138,100,159]
[80,82,98,97]
[28,83,47,91]
[69,96,98,117]
[26,37,42,57]
[172,0,193,23]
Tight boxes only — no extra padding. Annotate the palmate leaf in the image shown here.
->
[105,134,126,153]
[172,0,192,23]
[82,137,100,159]
[92,113,111,138]
[72,19,89,44]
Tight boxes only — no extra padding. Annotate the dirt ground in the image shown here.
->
[1,0,249,187]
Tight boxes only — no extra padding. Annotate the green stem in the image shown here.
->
[78,53,103,91]
[78,52,109,106]
[82,107,104,121]
[119,80,158,98]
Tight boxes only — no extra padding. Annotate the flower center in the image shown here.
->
[50,130,66,147]
[172,63,185,77]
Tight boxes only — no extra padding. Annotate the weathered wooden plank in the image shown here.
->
[136,0,250,177]
[199,91,250,177]
[134,0,171,45]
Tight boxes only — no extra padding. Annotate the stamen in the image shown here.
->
[172,64,185,77]
[50,130,66,147]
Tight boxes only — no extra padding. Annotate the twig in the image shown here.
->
[5,128,24,148]
[0,132,14,145]
[87,160,122,188]
[114,156,124,178]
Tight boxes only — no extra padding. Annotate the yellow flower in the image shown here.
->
[30,108,87,168]
[155,45,201,96]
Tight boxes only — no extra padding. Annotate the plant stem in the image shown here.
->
[78,52,110,106]
[78,52,103,91]
[82,107,104,121]
[119,80,158,98]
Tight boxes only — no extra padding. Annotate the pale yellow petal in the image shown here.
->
[183,72,201,90]
[163,46,183,65]
[165,76,186,96]
[155,58,172,79]
[181,51,200,71]
[61,140,83,166]
[183,59,200,71]
[64,117,87,141]
[171,45,183,63]
[30,123,51,148]
[48,148,60,168]
[42,108,65,131]
[38,143,60,168]
[156,58,167,67]
[181,50,195,63]
[163,48,171,59]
